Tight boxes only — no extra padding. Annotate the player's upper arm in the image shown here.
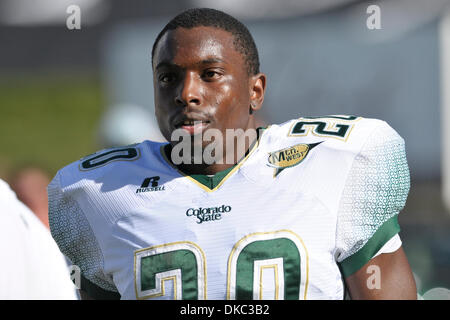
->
[77,275,121,300]
[335,121,411,280]
[47,171,121,300]
[79,289,94,300]
[345,246,417,299]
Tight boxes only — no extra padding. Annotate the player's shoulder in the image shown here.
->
[263,115,403,153]
[53,140,164,190]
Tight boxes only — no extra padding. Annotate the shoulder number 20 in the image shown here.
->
[289,115,360,141]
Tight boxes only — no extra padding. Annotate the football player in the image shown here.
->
[48,8,417,300]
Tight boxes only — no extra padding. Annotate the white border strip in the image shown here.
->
[439,7,450,214]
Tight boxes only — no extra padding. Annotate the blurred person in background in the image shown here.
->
[9,165,51,229]
[0,178,77,299]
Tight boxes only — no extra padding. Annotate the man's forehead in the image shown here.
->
[153,26,241,67]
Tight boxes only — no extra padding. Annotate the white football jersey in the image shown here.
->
[48,116,410,300]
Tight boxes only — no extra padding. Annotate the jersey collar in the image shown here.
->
[160,127,267,192]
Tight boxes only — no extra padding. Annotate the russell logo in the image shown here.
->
[186,205,232,224]
[136,176,165,193]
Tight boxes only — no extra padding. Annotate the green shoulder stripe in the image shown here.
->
[339,215,400,278]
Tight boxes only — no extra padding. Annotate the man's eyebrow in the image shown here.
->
[155,58,226,70]
[155,61,177,70]
[196,58,226,66]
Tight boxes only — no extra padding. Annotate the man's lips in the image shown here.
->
[174,119,211,135]
[181,122,210,135]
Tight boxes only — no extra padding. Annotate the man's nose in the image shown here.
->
[175,72,201,107]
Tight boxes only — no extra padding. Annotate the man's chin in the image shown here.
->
[169,125,222,143]
[169,136,225,166]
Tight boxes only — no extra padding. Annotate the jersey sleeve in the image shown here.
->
[48,172,121,299]
[335,121,410,277]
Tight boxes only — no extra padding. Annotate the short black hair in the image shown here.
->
[151,8,260,76]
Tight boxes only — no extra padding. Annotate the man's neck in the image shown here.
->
[166,127,262,176]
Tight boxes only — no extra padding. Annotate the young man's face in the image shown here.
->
[152,26,261,150]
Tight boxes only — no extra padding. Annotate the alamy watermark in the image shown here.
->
[366,5,381,30]
[170,123,258,165]
[69,264,81,289]
[66,5,81,30]
[366,265,381,290]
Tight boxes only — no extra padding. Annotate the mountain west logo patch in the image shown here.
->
[267,142,322,177]
[136,176,165,193]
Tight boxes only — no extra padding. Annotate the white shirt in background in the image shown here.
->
[0,179,77,299]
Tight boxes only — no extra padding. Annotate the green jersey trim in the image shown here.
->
[160,127,267,192]
[80,274,121,300]
[189,164,237,190]
[338,215,400,278]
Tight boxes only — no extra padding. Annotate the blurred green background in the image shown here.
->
[0,73,103,178]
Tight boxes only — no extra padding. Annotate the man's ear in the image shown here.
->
[249,73,266,112]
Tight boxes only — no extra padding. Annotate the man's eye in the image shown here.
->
[159,74,175,83]
[203,70,222,79]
